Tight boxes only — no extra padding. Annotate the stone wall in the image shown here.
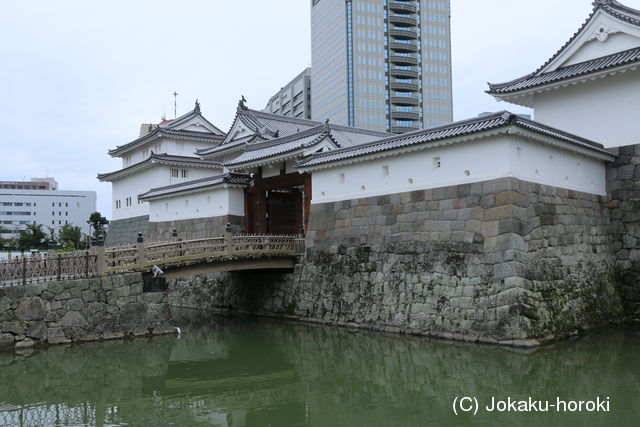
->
[607,144,640,314]
[0,273,174,349]
[146,215,244,243]
[167,177,626,346]
[105,215,150,247]
[106,215,245,247]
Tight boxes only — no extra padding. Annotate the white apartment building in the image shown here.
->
[0,178,96,240]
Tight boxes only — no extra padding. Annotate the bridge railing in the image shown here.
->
[0,234,305,286]
[0,251,96,286]
[101,233,305,276]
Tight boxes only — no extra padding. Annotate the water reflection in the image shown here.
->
[0,312,639,427]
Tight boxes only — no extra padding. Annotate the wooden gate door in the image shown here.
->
[267,189,303,235]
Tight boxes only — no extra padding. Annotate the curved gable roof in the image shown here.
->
[487,0,640,104]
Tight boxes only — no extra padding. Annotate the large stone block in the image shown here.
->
[2,321,25,335]
[15,297,46,321]
[0,297,10,313]
[60,311,88,328]
[0,333,15,347]
[26,321,46,340]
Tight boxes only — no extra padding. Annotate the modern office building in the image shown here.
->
[311,0,453,133]
[263,68,312,119]
[0,178,96,240]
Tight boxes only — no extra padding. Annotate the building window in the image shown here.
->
[433,157,441,170]
[126,197,132,207]
[181,169,188,178]
[115,200,121,209]
[171,169,179,178]
[382,165,389,178]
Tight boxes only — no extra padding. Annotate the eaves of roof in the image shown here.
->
[138,172,252,201]
[487,0,640,100]
[162,107,225,135]
[487,46,640,99]
[97,154,222,182]
[108,128,225,157]
[225,128,331,169]
[297,112,614,171]
[196,134,267,158]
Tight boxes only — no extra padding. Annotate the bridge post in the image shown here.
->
[93,235,106,277]
[136,232,145,270]
[95,247,106,277]
[225,223,233,258]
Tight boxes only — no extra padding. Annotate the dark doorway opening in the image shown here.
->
[244,168,311,236]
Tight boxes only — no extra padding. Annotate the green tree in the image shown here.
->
[58,224,82,250]
[87,212,109,239]
[17,224,47,250]
[0,225,7,249]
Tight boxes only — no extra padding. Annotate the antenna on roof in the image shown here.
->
[173,91,178,118]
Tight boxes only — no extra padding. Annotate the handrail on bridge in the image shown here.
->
[0,233,306,286]
[100,233,306,276]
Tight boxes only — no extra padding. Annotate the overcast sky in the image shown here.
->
[1,0,638,218]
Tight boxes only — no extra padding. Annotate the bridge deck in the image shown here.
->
[0,234,305,286]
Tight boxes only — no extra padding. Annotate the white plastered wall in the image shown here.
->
[111,165,218,220]
[147,187,245,222]
[310,134,607,204]
[533,69,640,148]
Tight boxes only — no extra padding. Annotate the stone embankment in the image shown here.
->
[167,176,629,347]
[0,273,174,350]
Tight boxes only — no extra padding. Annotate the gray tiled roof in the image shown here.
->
[219,108,319,146]
[487,47,640,94]
[297,112,613,169]
[220,107,390,146]
[97,153,222,181]
[225,127,330,167]
[160,104,225,135]
[203,106,391,165]
[220,117,392,167]
[138,172,251,200]
[488,0,640,96]
[108,127,225,156]
[196,134,265,157]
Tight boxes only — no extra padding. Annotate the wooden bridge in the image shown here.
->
[0,234,305,286]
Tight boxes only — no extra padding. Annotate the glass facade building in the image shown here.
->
[311,0,452,133]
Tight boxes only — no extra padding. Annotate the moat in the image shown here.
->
[0,312,639,427]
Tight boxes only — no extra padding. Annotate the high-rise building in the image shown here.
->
[263,68,312,120]
[311,0,452,133]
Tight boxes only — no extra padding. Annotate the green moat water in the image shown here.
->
[0,313,638,427]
